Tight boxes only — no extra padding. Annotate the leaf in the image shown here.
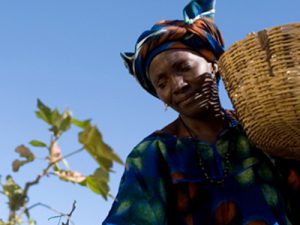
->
[49,126,59,137]
[50,109,60,125]
[79,125,123,171]
[3,176,26,211]
[55,170,86,183]
[59,114,72,132]
[35,100,74,137]
[29,140,47,148]
[36,99,52,124]
[28,218,36,225]
[96,157,114,172]
[72,118,91,129]
[50,109,72,137]
[13,145,35,172]
[3,176,22,196]
[84,168,109,199]
[12,160,27,172]
[15,145,35,161]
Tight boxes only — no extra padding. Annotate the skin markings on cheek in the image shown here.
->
[198,76,223,117]
[210,85,223,117]
[193,73,208,83]
[196,86,211,109]
[204,77,213,82]
[202,84,213,95]
[198,99,210,109]
[194,93,203,99]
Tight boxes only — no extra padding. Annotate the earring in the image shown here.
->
[212,61,218,71]
[164,103,168,112]
[211,61,218,80]
[211,72,216,80]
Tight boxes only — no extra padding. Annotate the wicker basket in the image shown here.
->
[219,23,300,159]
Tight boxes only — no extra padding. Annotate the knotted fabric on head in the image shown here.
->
[121,0,224,97]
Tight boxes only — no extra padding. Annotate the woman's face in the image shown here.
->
[148,49,220,118]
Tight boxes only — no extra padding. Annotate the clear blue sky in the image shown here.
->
[0,1,299,224]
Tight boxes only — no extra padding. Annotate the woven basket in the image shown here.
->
[219,23,300,159]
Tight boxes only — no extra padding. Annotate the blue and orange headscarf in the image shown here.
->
[121,0,224,97]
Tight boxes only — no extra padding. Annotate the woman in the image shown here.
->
[103,1,300,224]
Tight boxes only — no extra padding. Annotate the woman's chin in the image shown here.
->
[178,103,212,118]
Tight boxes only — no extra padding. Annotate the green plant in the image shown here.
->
[0,99,123,225]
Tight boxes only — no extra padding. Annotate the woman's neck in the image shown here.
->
[179,111,227,144]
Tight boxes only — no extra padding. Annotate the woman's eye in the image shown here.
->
[179,64,192,72]
[158,81,166,89]
[156,78,167,89]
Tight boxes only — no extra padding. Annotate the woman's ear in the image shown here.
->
[211,61,219,74]
[210,61,219,80]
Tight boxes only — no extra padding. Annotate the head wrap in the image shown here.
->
[121,0,224,97]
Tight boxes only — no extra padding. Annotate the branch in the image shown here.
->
[28,202,62,215]
[23,163,52,197]
[27,201,76,225]
[62,201,76,225]
[22,146,85,221]
[62,147,84,160]
[23,147,85,196]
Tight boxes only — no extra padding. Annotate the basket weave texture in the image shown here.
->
[219,23,300,159]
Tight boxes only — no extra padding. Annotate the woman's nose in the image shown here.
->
[172,75,189,95]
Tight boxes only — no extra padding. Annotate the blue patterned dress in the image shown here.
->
[103,119,300,225]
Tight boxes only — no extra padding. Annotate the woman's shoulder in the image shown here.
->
[123,132,178,173]
[128,118,181,158]
[128,131,176,158]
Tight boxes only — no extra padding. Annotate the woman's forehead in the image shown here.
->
[150,49,207,67]
[148,49,209,79]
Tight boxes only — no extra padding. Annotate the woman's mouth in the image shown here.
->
[177,92,204,106]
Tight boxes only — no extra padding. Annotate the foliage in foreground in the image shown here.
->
[0,100,123,225]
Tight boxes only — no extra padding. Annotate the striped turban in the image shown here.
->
[121,0,224,97]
